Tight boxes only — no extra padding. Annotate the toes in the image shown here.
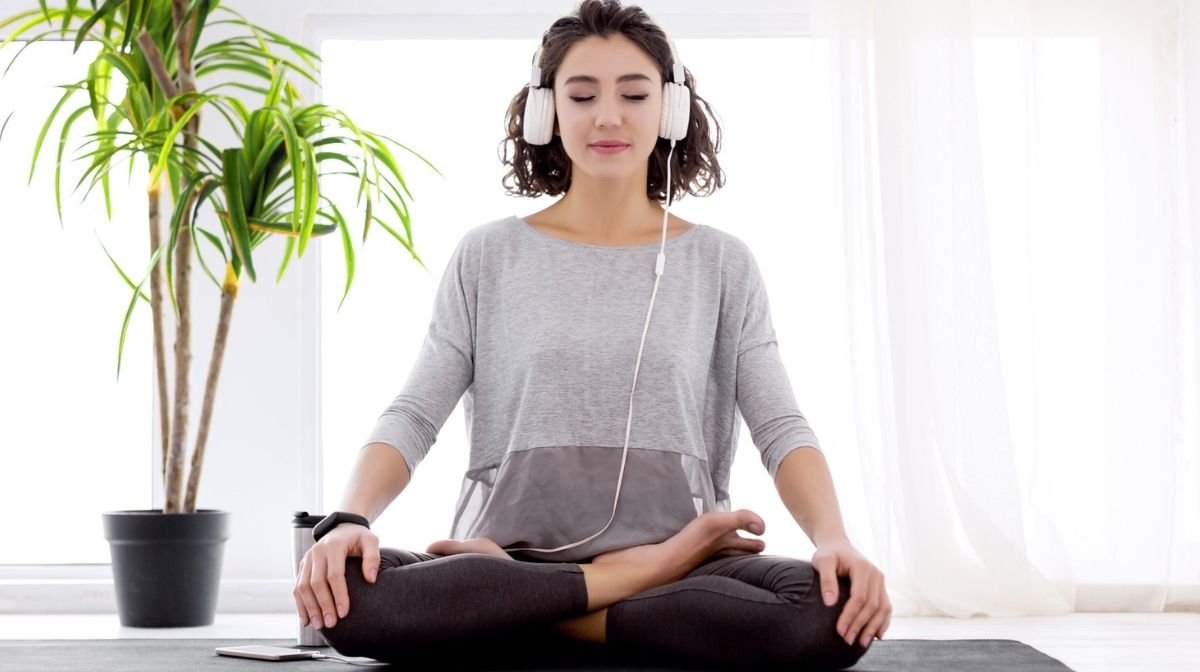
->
[426,540,459,554]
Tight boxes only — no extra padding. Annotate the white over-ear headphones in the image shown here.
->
[503,13,692,560]
[521,29,691,145]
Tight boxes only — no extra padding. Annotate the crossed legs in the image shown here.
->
[321,510,869,669]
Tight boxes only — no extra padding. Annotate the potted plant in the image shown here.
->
[0,0,435,626]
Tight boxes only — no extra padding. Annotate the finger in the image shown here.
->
[857,596,890,647]
[292,556,312,624]
[875,586,893,640]
[747,510,765,535]
[296,556,323,629]
[735,535,766,553]
[362,534,381,583]
[327,550,350,621]
[816,559,840,608]
[835,564,868,638]
[308,551,337,629]
[842,570,879,646]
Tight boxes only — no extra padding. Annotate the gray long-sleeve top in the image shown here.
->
[363,214,822,562]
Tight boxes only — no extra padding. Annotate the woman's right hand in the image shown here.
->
[293,524,380,630]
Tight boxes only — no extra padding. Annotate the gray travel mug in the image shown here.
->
[292,511,329,647]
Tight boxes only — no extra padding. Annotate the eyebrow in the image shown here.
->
[563,73,654,85]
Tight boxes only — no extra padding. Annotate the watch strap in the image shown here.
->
[312,511,370,542]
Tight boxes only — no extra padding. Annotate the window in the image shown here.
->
[0,41,151,565]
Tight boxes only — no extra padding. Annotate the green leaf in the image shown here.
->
[204,80,269,98]
[326,197,355,311]
[188,178,226,292]
[264,61,284,107]
[297,140,318,256]
[365,132,414,203]
[195,56,273,82]
[73,0,122,54]
[97,51,137,93]
[0,110,13,147]
[372,215,426,273]
[208,10,321,67]
[197,226,227,263]
[3,28,54,78]
[163,172,213,323]
[120,0,136,52]
[198,41,317,84]
[245,217,335,237]
[274,232,295,283]
[54,105,92,225]
[190,213,223,292]
[375,131,444,178]
[29,81,85,185]
[221,147,256,282]
[266,107,302,234]
[117,236,167,379]
[147,93,206,186]
[1,9,91,51]
[94,226,150,304]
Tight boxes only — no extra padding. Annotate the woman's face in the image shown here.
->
[553,33,662,183]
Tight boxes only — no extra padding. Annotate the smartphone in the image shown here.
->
[214,645,320,661]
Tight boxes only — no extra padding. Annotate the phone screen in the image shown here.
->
[215,645,318,661]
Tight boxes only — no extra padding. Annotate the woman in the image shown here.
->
[294,1,890,668]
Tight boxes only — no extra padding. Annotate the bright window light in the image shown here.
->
[0,41,151,565]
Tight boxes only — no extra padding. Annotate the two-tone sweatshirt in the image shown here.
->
[362,214,822,562]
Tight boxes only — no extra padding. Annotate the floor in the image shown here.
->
[0,612,1196,672]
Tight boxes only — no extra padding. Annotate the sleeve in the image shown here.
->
[735,251,822,481]
[361,234,477,477]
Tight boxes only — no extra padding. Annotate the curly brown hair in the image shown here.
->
[498,0,725,203]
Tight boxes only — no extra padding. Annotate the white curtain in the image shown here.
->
[808,0,1198,616]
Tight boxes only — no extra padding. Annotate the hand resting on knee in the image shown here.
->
[294,525,381,631]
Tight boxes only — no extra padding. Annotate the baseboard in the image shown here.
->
[0,580,295,614]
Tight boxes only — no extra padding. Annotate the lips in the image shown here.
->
[590,141,629,148]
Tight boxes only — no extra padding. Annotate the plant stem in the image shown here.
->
[148,177,170,489]
[165,0,200,514]
[135,32,178,99]
[184,262,238,512]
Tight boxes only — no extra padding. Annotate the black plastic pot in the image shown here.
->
[102,509,231,627]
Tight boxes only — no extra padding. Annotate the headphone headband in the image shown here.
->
[528,16,684,89]
[522,7,690,145]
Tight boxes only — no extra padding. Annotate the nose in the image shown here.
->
[594,97,622,129]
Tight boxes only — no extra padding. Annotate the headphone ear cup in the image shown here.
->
[659,81,690,141]
[523,86,556,145]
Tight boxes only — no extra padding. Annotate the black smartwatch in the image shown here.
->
[312,511,370,542]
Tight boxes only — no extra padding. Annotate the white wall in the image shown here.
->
[0,0,809,612]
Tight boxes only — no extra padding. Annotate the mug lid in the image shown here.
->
[292,511,325,527]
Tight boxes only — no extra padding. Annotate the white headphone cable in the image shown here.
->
[506,138,677,556]
[311,651,391,666]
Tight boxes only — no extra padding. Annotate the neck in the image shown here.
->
[554,172,666,242]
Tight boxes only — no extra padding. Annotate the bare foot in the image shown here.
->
[426,537,516,561]
[591,509,766,584]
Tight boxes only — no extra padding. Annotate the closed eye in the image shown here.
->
[569,95,649,103]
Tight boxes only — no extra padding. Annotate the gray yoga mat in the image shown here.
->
[0,637,1075,671]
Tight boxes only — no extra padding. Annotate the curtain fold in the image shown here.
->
[808,0,1197,616]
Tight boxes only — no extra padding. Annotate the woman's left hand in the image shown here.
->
[810,539,892,648]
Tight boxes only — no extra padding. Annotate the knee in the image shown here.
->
[803,574,872,670]
[759,573,870,669]
[314,557,376,658]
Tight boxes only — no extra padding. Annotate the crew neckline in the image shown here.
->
[514,215,702,250]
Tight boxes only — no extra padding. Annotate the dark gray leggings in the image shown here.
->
[319,549,871,670]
